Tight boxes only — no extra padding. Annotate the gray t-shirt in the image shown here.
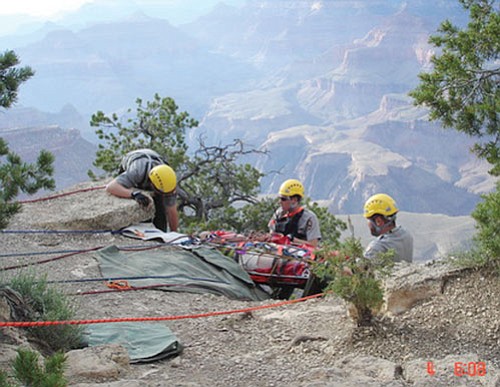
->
[116,149,176,206]
[364,225,413,263]
[269,207,322,242]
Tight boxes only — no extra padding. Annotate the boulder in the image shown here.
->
[65,344,130,384]
[12,182,155,231]
[383,261,462,315]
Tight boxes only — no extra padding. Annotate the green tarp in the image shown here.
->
[95,245,269,301]
[85,322,182,363]
[89,245,269,363]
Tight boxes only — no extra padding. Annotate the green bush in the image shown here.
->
[0,348,67,387]
[450,182,500,273]
[313,237,394,326]
[471,181,500,268]
[5,272,84,353]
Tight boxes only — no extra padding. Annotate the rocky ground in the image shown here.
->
[1,189,499,386]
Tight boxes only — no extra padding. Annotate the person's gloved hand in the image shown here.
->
[131,191,151,208]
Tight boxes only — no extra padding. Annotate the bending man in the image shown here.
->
[106,148,179,232]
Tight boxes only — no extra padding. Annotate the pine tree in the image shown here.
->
[0,50,55,229]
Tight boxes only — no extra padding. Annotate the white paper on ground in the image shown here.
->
[121,223,191,244]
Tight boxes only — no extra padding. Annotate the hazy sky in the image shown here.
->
[0,0,246,18]
[0,0,94,17]
[0,0,246,36]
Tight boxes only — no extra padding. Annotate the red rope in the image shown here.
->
[0,293,324,327]
[17,185,106,204]
[73,283,187,295]
[0,247,103,271]
[0,244,165,271]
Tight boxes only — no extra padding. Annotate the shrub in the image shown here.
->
[0,348,67,387]
[5,272,84,353]
[313,237,394,326]
[471,182,500,270]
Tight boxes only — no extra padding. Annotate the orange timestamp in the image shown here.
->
[454,362,487,377]
[426,361,487,377]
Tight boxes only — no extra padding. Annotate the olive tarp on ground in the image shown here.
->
[85,322,183,363]
[95,245,270,301]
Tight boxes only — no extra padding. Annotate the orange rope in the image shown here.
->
[0,293,324,327]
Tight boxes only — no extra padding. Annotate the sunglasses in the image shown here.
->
[279,196,290,202]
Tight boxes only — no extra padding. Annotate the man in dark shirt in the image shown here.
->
[106,149,179,232]
[268,179,321,247]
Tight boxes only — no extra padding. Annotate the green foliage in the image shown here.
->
[452,181,500,272]
[409,0,500,175]
[0,50,54,229]
[179,144,263,222]
[0,50,34,109]
[0,371,10,387]
[472,181,500,259]
[7,272,84,353]
[238,197,278,233]
[448,247,496,273]
[90,93,196,174]
[313,238,394,326]
[0,115,55,229]
[305,197,347,246]
[0,348,67,387]
[183,196,277,234]
[90,93,265,225]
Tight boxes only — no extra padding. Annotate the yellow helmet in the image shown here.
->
[363,193,398,218]
[149,165,177,193]
[279,179,304,198]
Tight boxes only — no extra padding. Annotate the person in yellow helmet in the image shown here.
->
[105,149,179,232]
[363,193,413,262]
[268,179,321,247]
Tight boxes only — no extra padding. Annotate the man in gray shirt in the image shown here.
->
[106,149,179,232]
[363,193,413,263]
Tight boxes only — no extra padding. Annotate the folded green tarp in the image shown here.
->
[95,245,269,301]
[85,322,182,363]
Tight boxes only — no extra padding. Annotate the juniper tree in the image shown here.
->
[409,0,500,175]
[410,0,500,267]
[0,50,55,228]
